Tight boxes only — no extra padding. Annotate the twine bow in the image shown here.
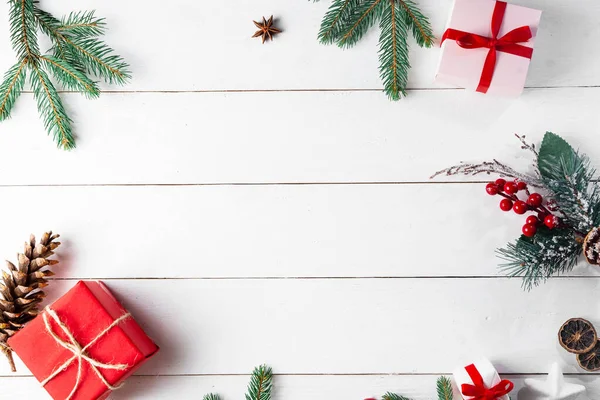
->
[40,307,131,400]
[461,363,514,400]
[441,0,533,93]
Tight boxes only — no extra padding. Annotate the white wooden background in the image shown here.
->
[0,0,600,398]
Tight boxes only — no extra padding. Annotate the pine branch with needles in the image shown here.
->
[379,376,455,400]
[201,364,273,400]
[245,364,273,400]
[202,368,454,400]
[436,376,454,400]
[0,0,130,149]
[382,393,410,400]
[434,132,600,290]
[314,0,434,100]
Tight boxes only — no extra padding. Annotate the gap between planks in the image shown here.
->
[0,181,501,188]
[14,85,600,95]
[46,276,600,281]
[0,372,597,378]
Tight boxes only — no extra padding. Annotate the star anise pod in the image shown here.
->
[252,15,281,44]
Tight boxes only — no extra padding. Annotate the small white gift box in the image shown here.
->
[453,358,513,400]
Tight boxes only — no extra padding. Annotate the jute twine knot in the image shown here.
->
[40,307,131,400]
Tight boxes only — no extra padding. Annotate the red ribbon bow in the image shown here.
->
[460,364,514,400]
[440,1,533,93]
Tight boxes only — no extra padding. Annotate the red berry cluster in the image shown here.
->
[486,178,559,238]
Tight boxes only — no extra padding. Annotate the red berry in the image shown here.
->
[495,178,506,186]
[517,181,527,191]
[500,199,513,211]
[527,193,543,207]
[522,223,537,237]
[486,182,499,195]
[526,215,539,225]
[504,182,518,194]
[537,211,547,220]
[513,200,528,214]
[544,215,558,229]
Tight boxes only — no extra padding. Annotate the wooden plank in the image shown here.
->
[1,374,598,400]
[0,184,595,279]
[0,89,599,185]
[0,278,596,376]
[0,0,598,91]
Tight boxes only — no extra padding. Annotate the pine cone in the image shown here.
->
[583,227,600,265]
[0,232,60,371]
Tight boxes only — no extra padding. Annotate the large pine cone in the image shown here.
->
[0,232,60,371]
[583,227,600,265]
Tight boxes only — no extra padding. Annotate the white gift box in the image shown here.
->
[435,0,542,97]
[453,358,512,400]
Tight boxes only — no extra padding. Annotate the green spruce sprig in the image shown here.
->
[436,376,454,400]
[245,364,273,400]
[314,0,434,101]
[433,132,600,290]
[203,370,453,400]
[383,393,410,400]
[382,376,454,400]
[0,0,130,150]
[201,364,273,400]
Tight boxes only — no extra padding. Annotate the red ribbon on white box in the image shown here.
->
[453,359,514,400]
[440,0,533,94]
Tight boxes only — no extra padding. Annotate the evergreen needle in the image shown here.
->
[202,394,221,400]
[0,59,27,120]
[245,364,273,400]
[434,132,600,290]
[2,1,130,149]
[382,392,411,400]
[315,0,434,100]
[436,376,454,400]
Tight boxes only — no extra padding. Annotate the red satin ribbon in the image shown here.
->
[460,364,514,400]
[440,1,533,93]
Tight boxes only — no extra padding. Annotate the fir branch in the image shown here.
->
[498,227,581,290]
[29,65,75,149]
[338,0,386,48]
[245,364,273,400]
[0,59,27,120]
[318,0,360,44]
[397,0,434,47]
[61,36,130,85]
[9,0,39,60]
[542,152,600,232]
[379,0,410,100]
[32,4,76,67]
[436,376,454,400]
[3,3,131,148]
[41,55,99,98]
[202,394,221,400]
[314,0,433,100]
[58,11,106,37]
[382,393,410,400]
[33,8,129,85]
[32,4,60,38]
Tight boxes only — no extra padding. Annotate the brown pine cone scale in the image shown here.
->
[0,232,60,372]
[583,227,600,265]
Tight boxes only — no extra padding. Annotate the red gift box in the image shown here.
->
[8,281,159,400]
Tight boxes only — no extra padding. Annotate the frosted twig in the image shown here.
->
[515,134,538,157]
[430,159,544,187]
